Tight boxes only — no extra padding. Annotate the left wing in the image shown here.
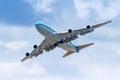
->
[75,20,112,35]
[56,20,112,41]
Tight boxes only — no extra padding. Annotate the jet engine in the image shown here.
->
[33,45,38,49]
[26,53,30,56]
[68,29,73,33]
[86,25,91,29]
[86,25,94,31]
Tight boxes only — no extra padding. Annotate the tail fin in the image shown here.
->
[77,43,94,50]
[63,43,94,57]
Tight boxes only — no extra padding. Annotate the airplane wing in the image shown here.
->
[21,38,59,62]
[21,39,48,62]
[56,20,112,41]
[75,20,112,35]
[21,46,43,62]
[21,55,32,62]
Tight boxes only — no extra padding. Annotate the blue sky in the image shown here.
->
[0,0,120,80]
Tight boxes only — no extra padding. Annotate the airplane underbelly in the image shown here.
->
[59,42,76,52]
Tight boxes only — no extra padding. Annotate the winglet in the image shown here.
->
[107,20,112,23]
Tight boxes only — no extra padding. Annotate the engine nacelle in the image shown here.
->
[33,45,38,49]
[86,25,94,31]
[68,29,73,33]
[86,25,91,29]
[26,53,30,56]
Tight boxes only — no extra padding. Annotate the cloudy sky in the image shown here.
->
[0,0,120,80]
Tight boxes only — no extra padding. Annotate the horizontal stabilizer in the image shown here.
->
[77,43,94,50]
[63,51,74,57]
[63,43,94,57]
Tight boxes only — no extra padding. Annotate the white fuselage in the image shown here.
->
[35,22,77,52]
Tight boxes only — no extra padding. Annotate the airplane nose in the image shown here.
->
[35,23,39,27]
[35,22,46,31]
[35,23,41,31]
[35,22,44,28]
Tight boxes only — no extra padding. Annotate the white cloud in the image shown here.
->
[73,0,90,19]
[1,62,120,80]
[5,41,29,52]
[27,0,56,13]
[74,0,120,20]
[0,62,48,77]
[0,20,120,80]
[92,26,120,41]
[117,50,120,55]
[0,24,37,41]
[79,64,120,80]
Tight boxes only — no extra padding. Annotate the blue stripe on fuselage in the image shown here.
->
[35,22,56,33]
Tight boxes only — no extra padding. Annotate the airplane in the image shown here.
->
[21,20,112,62]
